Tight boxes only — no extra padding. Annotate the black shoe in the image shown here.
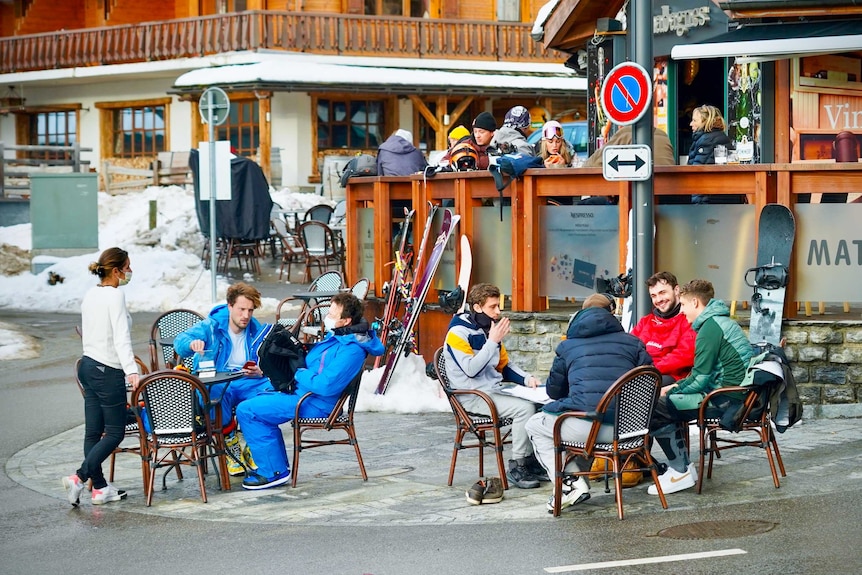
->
[524,454,550,482]
[507,459,540,489]
[241,470,291,490]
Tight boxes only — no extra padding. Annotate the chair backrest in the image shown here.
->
[594,366,662,443]
[149,309,205,372]
[299,220,336,256]
[325,365,365,427]
[310,270,345,292]
[133,370,212,440]
[434,347,452,391]
[271,216,290,239]
[350,277,370,300]
[304,203,335,224]
[330,200,347,227]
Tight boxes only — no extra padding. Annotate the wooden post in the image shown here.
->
[102,160,111,195]
[152,159,161,186]
[149,200,157,230]
[0,141,5,199]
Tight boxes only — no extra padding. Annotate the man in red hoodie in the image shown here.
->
[631,271,696,385]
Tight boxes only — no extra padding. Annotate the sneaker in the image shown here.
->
[546,476,591,513]
[225,433,245,476]
[507,459,540,489]
[482,476,504,504]
[242,444,257,471]
[241,470,291,491]
[524,454,550,482]
[647,462,697,495]
[62,474,85,507]
[466,479,485,505]
[92,483,127,505]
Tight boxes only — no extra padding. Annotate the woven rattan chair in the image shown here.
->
[148,308,205,372]
[290,366,367,487]
[275,270,344,333]
[298,220,345,282]
[551,365,666,519]
[433,347,513,490]
[132,370,231,506]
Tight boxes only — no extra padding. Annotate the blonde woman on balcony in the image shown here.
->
[688,104,743,204]
[538,121,573,168]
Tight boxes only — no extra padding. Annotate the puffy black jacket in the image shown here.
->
[687,128,731,165]
[544,307,653,420]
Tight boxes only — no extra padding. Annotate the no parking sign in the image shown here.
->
[600,62,653,126]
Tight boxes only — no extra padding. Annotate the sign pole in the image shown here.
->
[630,0,654,324]
[207,91,218,304]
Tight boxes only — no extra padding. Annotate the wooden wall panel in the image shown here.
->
[16,0,85,35]
[0,4,13,36]
[792,91,820,130]
[106,0,175,25]
[460,0,493,21]
[265,0,292,10]
[303,0,342,13]
[818,93,862,131]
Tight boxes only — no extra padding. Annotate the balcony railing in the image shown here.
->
[0,11,564,74]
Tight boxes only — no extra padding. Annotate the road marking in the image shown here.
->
[544,548,748,573]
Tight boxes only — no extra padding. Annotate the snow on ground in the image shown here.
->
[0,185,447,412]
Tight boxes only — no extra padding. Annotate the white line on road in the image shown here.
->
[544,548,748,573]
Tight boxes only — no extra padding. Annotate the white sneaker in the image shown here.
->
[92,483,127,505]
[62,475,85,507]
[546,476,591,513]
[647,463,697,495]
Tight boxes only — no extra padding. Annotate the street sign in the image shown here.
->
[602,144,652,181]
[599,62,652,126]
[199,87,230,126]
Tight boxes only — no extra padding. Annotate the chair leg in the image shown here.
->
[447,428,466,486]
[194,446,208,503]
[492,429,509,490]
[552,448,564,517]
[291,426,301,487]
[348,428,368,481]
[477,431,485,478]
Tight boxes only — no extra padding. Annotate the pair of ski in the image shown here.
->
[375,205,463,394]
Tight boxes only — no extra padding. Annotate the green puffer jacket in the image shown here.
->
[670,299,752,407]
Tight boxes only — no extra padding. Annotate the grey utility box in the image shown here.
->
[30,173,98,273]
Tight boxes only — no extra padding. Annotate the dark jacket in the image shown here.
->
[544,307,652,419]
[377,135,427,176]
[687,128,732,166]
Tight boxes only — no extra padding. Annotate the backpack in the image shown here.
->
[339,154,377,188]
[257,324,308,393]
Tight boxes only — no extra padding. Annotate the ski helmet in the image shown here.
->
[450,141,479,171]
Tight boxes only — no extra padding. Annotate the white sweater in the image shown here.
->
[80,285,137,375]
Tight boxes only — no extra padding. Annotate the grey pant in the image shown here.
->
[525,411,615,478]
[457,391,538,460]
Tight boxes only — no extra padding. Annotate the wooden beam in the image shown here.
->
[409,95,439,131]
[447,96,474,131]
[435,95,448,151]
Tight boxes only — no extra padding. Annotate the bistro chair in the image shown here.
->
[272,217,305,281]
[550,365,666,519]
[433,347,512,490]
[73,357,150,491]
[298,220,345,282]
[695,375,788,494]
[350,277,370,300]
[275,270,344,332]
[303,203,335,225]
[148,308,205,372]
[330,199,347,228]
[132,370,231,506]
[290,365,368,487]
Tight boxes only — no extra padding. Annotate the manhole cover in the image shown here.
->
[656,520,777,540]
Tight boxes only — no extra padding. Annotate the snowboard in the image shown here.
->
[457,234,472,313]
[376,209,460,394]
[745,204,795,348]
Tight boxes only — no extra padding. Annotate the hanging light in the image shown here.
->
[683,60,700,86]
[0,85,25,109]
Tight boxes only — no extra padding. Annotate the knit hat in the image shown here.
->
[395,129,413,142]
[503,105,530,130]
[582,293,616,312]
[472,111,497,132]
[448,125,470,141]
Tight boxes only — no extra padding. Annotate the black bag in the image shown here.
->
[340,154,377,188]
[257,324,308,394]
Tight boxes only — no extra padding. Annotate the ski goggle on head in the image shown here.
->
[543,123,563,140]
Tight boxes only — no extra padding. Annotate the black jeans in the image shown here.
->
[77,356,127,489]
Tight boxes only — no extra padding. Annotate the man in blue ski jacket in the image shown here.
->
[236,292,384,490]
[173,282,274,474]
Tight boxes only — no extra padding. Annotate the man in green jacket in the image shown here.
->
[647,279,752,495]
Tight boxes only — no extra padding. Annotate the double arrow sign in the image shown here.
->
[601,144,652,182]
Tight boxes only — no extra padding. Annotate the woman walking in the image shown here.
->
[63,247,139,506]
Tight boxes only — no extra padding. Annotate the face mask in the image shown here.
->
[470,310,493,331]
[118,271,132,286]
[323,316,338,333]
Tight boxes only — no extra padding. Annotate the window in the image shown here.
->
[364,0,425,17]
[317,98,385,150]
[28,110,77,160]
[110,105,166,158]
[215,99,260,157]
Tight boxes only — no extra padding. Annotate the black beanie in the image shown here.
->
[472,111,497,132]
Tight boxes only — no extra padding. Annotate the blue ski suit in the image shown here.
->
[236,321,384,479]
[173,303,274,424]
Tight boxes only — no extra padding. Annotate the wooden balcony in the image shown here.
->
[0,11,565,74]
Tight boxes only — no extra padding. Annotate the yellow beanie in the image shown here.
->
[448,125,470,141]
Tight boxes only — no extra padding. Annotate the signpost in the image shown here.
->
[602,144,652,181]
[199,87,230,303]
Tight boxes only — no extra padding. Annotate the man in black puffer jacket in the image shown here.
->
[525,293,653,513]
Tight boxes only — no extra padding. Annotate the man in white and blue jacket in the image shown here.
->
[236,293,383,490]
[444,283,545,489]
